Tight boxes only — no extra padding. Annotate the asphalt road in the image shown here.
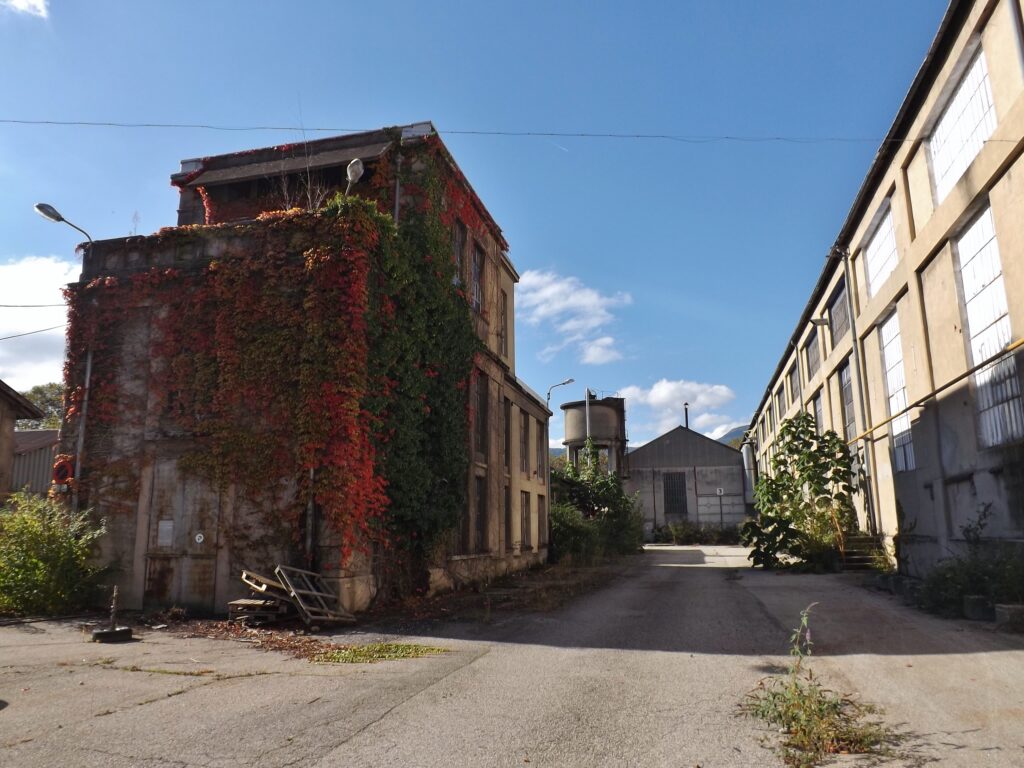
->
[3,545,1023,767]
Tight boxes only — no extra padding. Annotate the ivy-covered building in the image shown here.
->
[61,122,550,613]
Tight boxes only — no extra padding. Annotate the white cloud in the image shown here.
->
[580,336,622,365]
[0,255,76,390]
[705,421,748,441]
[516,270,631,365]
[620,377,740,442]
[1,0,48,18]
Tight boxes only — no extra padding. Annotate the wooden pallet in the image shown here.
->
[274,565,356,625]
[228,597,292,624]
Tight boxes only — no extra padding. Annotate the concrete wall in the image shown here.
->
[752,0,1024,575]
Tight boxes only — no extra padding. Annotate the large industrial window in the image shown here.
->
[471,244,485,312]
[499,289,509,357]
[520,411,530,475]
[537,495,548,547]
[474,475,488,553]
[880,311,915,471]
[930,51,997,202]
[828,281,850,346]
[663,472,688,518]
[839,360,856,441]
[503,397,511,471]
[536,422,546,479]
[955,206,1024,447]
[775,385,786,417]
[812,391,824,433]
[504,485,513,552]
[864,204,898,298]
[787,365,800,405]
[475,373,488,459]
[451,220,466,285]
[804,330,821,380]
[520,491,532,549]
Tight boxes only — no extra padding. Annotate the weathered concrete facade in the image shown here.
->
[751,0,1024,575]
[64,123,550,614]
[624,426,750,539]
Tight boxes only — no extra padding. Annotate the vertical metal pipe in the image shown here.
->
[838,247,877,535]
[72,348,93,513]
[584,388,592,468]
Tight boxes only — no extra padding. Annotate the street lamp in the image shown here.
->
[546,377,575,410]
[34,203,94,245]
[35,203,93,512]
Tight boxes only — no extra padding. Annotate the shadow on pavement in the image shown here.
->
[342,546,1024,659]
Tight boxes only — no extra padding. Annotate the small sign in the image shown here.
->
[194,532,205,545]
[716,487,724,496]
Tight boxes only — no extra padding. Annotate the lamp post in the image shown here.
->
[546,377,574,410]
[35,203,93,512]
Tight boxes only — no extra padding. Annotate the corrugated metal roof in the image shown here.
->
[14,429,59,454]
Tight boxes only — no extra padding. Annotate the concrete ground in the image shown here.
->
[2,545,1022,767]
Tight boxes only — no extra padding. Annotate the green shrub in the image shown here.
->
[549,502,602,564]
[0,492,107,615]
[551,440,643,557]
[741,513,802,569]
[663,520,743,545]
[918,508,1024,615]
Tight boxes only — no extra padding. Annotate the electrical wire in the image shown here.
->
[1,117,1016,145]
[0,303,65,307]
[0,324,66,341]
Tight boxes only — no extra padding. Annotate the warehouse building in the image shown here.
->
[750,0,1024,575]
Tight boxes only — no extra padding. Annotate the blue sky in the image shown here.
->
[0,0,947,445]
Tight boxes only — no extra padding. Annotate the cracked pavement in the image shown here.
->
[2,545,1023,767]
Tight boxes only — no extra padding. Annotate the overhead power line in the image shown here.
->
[0,303,66,308]
[2,117,1015,145]
[0,324,66,341]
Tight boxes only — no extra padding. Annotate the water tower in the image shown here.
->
[561,394,627,476]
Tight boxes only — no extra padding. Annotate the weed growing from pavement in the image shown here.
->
[741,604,898,768]
[314,642,447,664]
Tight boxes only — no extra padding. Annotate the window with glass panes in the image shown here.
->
[839,361,856,441]
[451,220,466,285]
[864,204,898,298]
[812,391,824,433]
[880,312,915,471]
[955,206,1024,446]
[520,410,530,474]
[471,244,485,311]
[520,491,531,549]
[787,365,800,406]
[804,330,821,380]
[828,281,850,346]
[930,51,997,202]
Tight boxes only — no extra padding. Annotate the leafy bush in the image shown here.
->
[740,513,802,569]
[549,502,603,564]
[551,440,643,559]
[919,507,1024,615]
[748,413,857,569]
[0,492,107,615]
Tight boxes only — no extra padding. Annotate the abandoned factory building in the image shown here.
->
[750,0,1024,576]
[62,122,551,614]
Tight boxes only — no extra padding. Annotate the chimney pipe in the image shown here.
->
[684,402,689,429]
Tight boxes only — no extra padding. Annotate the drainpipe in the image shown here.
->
[71,348,93,513]
[831,245,877,536]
